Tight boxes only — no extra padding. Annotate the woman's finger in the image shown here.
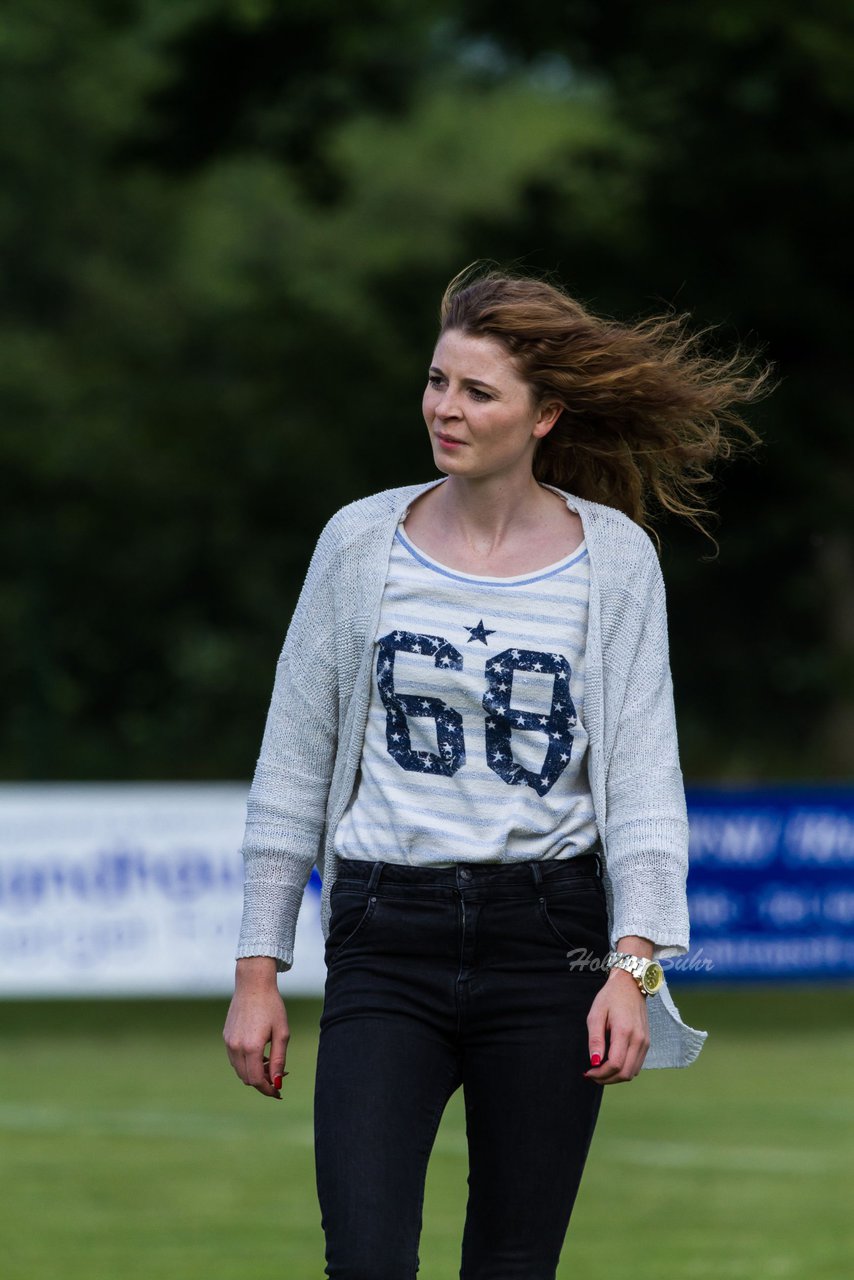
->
[268,1019,289,1092]
[586,1022,649,1083]
[263,1055,289,1098]
[594,1028,630,1082]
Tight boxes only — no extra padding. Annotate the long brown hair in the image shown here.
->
[439,263,776,556]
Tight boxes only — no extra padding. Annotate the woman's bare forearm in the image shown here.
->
[234,956,280,991]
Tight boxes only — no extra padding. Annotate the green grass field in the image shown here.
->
[2,986,852,1279]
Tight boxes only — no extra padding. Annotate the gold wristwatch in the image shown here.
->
[604,950,664,996]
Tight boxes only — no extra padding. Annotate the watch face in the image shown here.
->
[643,962,664,994]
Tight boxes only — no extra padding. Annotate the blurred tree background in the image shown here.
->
[2,0,852,782]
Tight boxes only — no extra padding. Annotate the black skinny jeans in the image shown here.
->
[313,852,610,1280]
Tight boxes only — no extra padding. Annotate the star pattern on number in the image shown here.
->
[482,646,579,796]
[377,630,465,776]
[376,631,584,797]
[465,619,495,644]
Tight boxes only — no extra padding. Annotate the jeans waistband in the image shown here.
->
[334,848,603,892]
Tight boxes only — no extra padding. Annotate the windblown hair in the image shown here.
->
[439,263,776,556]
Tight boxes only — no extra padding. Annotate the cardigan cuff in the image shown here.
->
[234,944,294,974]
[606,871,691,961]
[236,880,304,973]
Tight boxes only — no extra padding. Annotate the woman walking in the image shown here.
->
[224,264,771,1278]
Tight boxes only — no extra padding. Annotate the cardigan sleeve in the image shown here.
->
[235,517,343,972]
[602,548,691,960]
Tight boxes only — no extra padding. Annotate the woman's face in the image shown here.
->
[422,328,562,483]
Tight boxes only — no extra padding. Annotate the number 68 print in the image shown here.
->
[376,630,578,797]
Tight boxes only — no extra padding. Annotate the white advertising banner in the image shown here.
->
[0,784,326,997]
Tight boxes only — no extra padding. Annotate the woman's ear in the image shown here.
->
[534,401,565,436]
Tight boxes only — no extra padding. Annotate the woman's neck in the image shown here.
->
[429,474,560,550]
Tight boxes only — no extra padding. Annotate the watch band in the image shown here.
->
[604,950,664,996]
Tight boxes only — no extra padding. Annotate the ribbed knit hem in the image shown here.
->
[236,880,304,973]
[235,942,293,973]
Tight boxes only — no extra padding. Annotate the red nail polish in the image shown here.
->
[274,1076,283,1089]
[590,1053,601,1067]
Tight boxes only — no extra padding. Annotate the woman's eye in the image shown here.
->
[426,376,490,402]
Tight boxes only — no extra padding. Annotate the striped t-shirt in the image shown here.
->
[332,517,600,866]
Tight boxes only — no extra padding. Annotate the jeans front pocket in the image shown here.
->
[537,878,609,962]
[326,882,380,964]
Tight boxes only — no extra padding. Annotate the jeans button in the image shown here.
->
[460,867,472,880]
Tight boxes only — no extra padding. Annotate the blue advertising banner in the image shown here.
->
[681,785,854,982]
[1,784,852,995]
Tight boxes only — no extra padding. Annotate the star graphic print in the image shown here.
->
[374,627,577,796]
[465,619,495,644]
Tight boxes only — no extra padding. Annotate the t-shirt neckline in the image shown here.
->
[395,521,587,585]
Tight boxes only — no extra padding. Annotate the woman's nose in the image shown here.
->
[434,389,461,418]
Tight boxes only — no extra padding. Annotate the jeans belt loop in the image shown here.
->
[367,862,384,892]
[530,861,544,888]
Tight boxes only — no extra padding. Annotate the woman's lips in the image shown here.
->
[437,433,466,448]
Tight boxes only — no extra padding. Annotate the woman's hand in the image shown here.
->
[223,957,290,1100]
[583,967,651,1084]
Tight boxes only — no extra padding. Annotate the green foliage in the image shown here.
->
[2,2,851,779]
[452,1,854,777]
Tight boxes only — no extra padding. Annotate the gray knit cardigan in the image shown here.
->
[236,476,709,1069]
